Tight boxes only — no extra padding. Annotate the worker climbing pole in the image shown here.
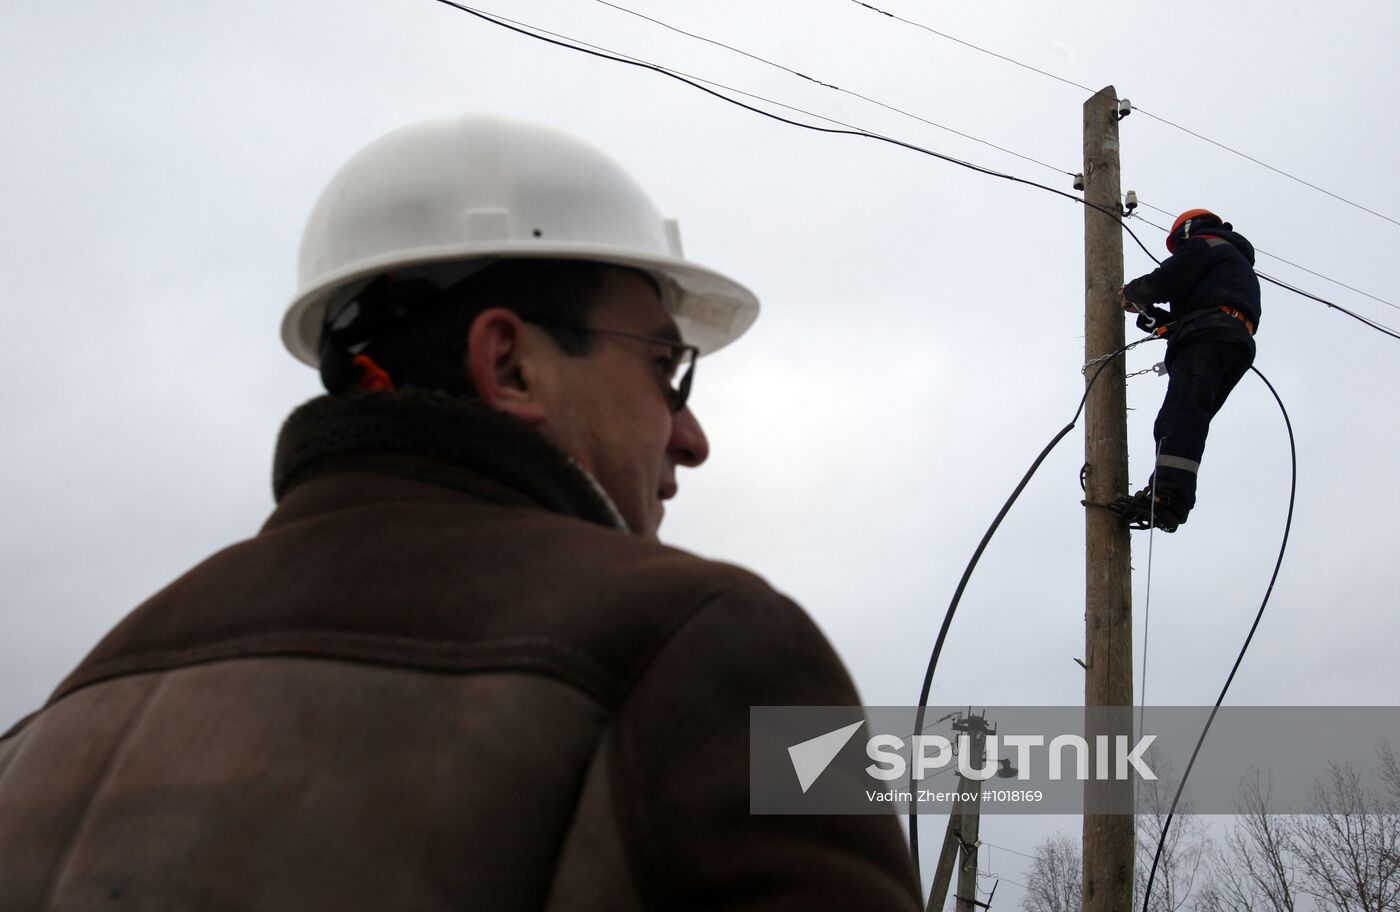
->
[1106,208,1262,532]
[898,79,1314,911]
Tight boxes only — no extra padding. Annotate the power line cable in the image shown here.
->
[431,4,876,135]
[431,2,1399,345]
[1257,271,1400,341]
[979,840,1037,861]
[1254,251,1400,314]
[1133,199,1400,314]
[976,864,1026,889]
[847,0,1095,95]
[593,0,836,89]
[845,0,1400,231]
[978,872,1029,891]
[428,3,1153,254]
[1136,199,1178,222]
[1131,109,1400,230]
[1124,214,1400,339]
[1128,211,1173,236]
[1141,364,1296,912]
[610,0,1400,311]
[595,0,1074,177]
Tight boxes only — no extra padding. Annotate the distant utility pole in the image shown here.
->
[1081,85,1135,912]
[951,714,986,912]
[926,712,998,912]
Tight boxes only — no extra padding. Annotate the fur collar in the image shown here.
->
[272,391,627,531]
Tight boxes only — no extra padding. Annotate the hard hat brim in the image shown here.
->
[282,243,760,367]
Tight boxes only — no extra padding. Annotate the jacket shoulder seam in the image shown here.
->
[45,632,628,711]
[617,575,777,688]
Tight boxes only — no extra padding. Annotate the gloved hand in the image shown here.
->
[1134,305,1171,334]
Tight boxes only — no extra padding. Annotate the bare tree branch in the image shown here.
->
[1020,831,1081,912]
[1136,766,1213,912]
[1288,758,1400,912]
[1198,770,1297,912]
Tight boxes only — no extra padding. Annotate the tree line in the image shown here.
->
[1018,744,1400,912]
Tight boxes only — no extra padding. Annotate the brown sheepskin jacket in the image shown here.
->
[0,393,918,911]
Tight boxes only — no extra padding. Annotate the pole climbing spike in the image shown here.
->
[1084,488,1182,533]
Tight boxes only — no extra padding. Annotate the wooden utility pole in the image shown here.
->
[952,717,986,912]
[928,806,962,911]
[1082,85,1135,912]
[925,713,993,912]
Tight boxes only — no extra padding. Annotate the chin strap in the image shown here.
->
[350,354,396,392]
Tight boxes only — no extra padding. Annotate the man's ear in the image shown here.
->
[465,308,549,425]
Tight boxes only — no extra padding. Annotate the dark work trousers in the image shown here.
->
[1151,312,1256,516]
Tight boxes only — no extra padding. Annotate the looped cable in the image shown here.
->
[911,342,1138,894]
[1140,365,1296,911]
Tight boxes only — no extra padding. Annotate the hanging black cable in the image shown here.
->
[1140,364,1296,912]
[908,355,1294,904]
[907,339,1156,894]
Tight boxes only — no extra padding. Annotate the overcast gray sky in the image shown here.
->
[4,0,1398,905]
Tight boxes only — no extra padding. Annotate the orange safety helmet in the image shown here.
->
[1166,208,1221,253]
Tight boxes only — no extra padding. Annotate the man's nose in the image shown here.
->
[669,405,709,467]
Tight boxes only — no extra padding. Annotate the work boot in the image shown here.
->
[1105,485,1187,533]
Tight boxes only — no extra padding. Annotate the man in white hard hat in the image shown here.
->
[0,115,920,909]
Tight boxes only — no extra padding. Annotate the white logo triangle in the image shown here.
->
[787,720,865,794]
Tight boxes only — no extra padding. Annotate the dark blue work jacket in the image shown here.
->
[1123,228,1262,330]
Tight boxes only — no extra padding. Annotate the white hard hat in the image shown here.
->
[283,114,760,366]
